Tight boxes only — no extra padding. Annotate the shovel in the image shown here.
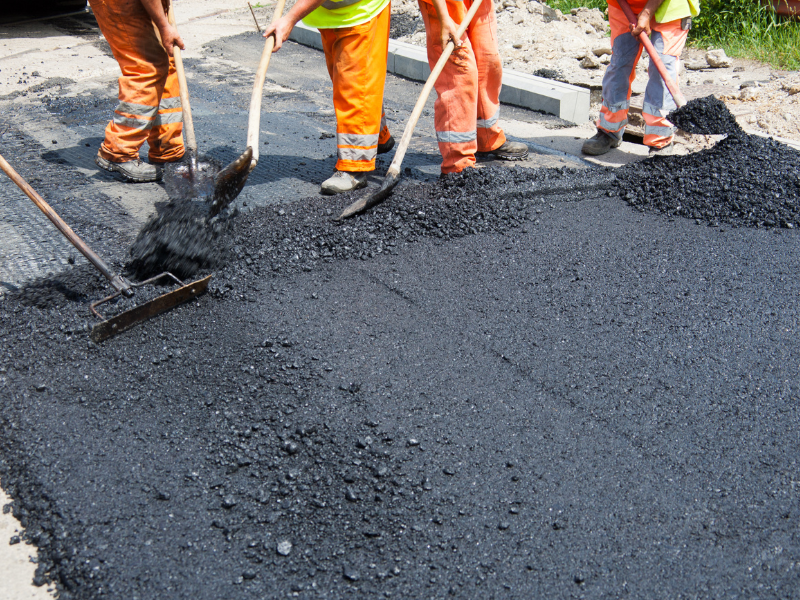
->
[617,0,686,108]
[162,4,218,200]
[0,152,210,343]
[208,0,288,217]
[337,0,485,220]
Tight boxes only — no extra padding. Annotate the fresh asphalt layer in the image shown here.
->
[1,11,800,600]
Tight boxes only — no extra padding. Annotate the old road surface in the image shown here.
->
[1,5,799,600]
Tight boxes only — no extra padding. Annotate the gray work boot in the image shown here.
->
[320,170,368,195]
[483,140,529,160]
[648,142,674,156]
[581,130,621,156]
[377,136,395,154]
[96,154,161,183]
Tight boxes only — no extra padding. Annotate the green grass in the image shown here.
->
[544,0,800,70]
[545,0,607,12]
[692,0,800,69]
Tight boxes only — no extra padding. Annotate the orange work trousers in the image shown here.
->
[419,0,505,174]
[320,5,392,173]
[89,0,184,163]
[597,4,688,148]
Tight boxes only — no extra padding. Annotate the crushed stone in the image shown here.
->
[616,132,800,229]
[668,95,742,136]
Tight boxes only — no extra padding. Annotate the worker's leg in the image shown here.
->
[419,0,479,174]
[642,19,688,149]
[88,0,182,165]
[147,59,184,163]
[320,5,391,174]
[465,0,505,152]
[596,4,644,142]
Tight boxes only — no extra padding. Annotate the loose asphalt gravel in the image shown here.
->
[2,132,800,599]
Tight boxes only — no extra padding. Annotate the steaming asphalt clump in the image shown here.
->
[128,202,228,279]
[617,132,800,229]
[668,95,742,136]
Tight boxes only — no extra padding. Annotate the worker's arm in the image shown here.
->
[141,0,185,56]
[262,0,328,52]
[630,0,666,37]
[430,0,463,50]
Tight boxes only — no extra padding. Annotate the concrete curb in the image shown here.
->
[288,22,589,124]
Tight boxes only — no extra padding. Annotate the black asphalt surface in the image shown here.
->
[2,159,800,598]
[2,14,800,600]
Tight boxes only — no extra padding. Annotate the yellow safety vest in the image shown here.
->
[654,0,700,23]
[302,0,391,29]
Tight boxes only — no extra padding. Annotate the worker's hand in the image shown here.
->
[440,15,463,50]
[263,16,295,52]
[158,22,185,56]
[630,9,652,37]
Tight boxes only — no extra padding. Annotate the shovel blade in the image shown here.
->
[336,171,400,220]
[209,147,254,217]
[90,275,211,343]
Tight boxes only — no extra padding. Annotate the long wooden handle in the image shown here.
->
[616,0,686,108]
[0,152,119,285]
[387,0,485,178]
[168,6,197,153]
[248,0,288,166]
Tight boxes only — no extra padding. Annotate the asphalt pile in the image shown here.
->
[667,95,742,135]
[616,132,800,229]
[128,201,230,279]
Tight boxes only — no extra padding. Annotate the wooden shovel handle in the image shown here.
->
[248,0,288,166]
[0,152,123,288]
[168,5,198,153]
[616,0,686,108]
[387,0,485,178]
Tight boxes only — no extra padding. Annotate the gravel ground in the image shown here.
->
[2,154,800,598]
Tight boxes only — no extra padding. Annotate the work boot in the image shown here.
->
[581,130,621,156]
[96,154,161,183]
[648,142,674,156]
[377,136,395,154]
[320,170,368,195]
[482,140,529,160]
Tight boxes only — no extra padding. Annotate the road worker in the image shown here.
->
[264,0,394,195]
[89,0,185,182]
[420,0,528,174]
[582,0,700,156]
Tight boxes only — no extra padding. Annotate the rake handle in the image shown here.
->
[248,0,288,166]
[0,152,129,293]
[168,5,198,154]
[387,0,485,178]
[616,0,686,108]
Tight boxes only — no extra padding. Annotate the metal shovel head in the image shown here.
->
[337,171,400,220]
[209,146,254,218]
[163,150,220,201]
[90,274,211,343]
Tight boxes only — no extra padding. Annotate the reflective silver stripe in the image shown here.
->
[153,111,183,127]
[159,96,182,110]
[339,146,377,162]
[436,130,477,144]
[645,124,674,137]
[115,101,158,118]
[337,132,379,148]
[321,0,361,10]
[602,99,629,113]
[380,113,387,130]
[477,108,499,129]
[598,113,627,133]
[642,101,668,118]
[112,114,153,130]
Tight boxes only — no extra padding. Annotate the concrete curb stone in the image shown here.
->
[288,22,590,124]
